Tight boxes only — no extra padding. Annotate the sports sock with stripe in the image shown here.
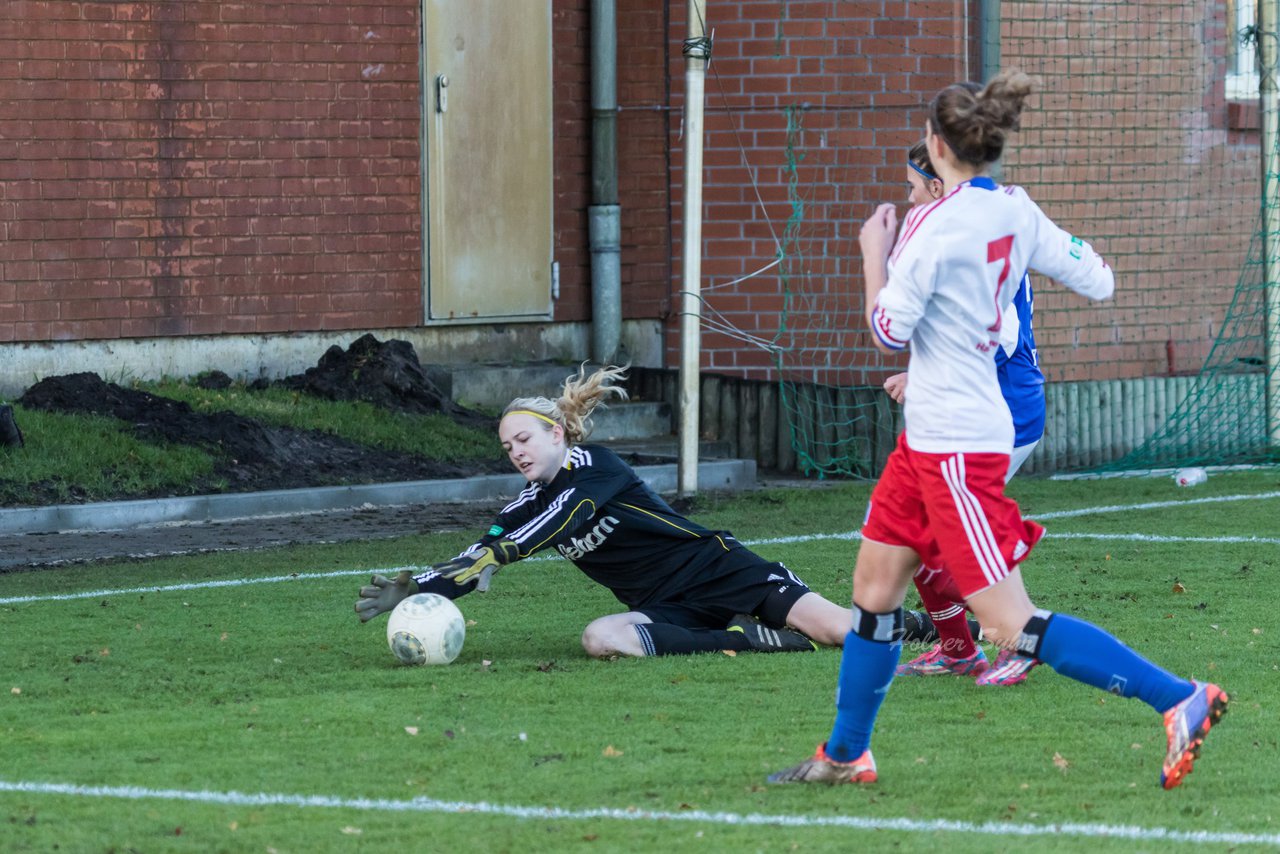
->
[632,623,750,656]
[913,566,976,657]
[826,606,902,762]
[1025,611,1194,713]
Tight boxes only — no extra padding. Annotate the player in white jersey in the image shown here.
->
[889,139,1044,686]
[769,70,1227,790]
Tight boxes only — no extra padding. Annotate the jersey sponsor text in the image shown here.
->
[557,515,621,560]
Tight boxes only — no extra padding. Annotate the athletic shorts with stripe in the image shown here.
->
[636,552,812,631]
[861,434,1045,600]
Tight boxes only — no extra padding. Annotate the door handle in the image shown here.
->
[436,74,449,113]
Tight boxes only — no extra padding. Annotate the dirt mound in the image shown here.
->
[275,333,493,428]
[19,372,509,494]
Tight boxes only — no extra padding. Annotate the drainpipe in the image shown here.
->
[980,0,1000,83]
[980,0,1002,181]
[590,0,621,364]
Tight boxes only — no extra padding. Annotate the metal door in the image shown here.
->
[422,1,553,321]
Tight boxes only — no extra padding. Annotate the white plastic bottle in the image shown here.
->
[1174,467,1208,487]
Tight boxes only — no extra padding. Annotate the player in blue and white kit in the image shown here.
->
[997,272,1045,475]
[355,365,953,658]
[769,70,1227,790]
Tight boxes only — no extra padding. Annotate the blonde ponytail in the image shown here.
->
[502,364,629,445]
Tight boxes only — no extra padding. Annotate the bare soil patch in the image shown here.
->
[15,335,509,502]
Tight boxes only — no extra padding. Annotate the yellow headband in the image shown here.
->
[505,409,559,427]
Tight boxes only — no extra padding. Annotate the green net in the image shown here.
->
[1099,230,1275,470]
[769,1,1278,477]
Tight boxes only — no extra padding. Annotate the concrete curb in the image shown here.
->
[0,459,757,536]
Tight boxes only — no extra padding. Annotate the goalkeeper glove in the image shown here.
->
[432,539,520,592]
[354,570,419,623]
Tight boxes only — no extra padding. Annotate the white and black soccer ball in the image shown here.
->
[386,593,466,666]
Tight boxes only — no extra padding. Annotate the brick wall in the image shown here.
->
[554,0,674,327]
[551,2,589,323]
[617,1,674,323]
[0,0,425,341]
[0,0,672,344]
[1001,0,1258,383]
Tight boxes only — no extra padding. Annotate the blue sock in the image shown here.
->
[826,629,901,762]
[1037,614,1194,713]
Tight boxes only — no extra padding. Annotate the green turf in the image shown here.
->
[0,380,505,508]
[0,406,221,506]
[1,471,1278,852]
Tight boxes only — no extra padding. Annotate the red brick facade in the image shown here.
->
[0,1,1260,386]
[1001,0,1258,383]
[552,0,674,325]
[0,0,425,340]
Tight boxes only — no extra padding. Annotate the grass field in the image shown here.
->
[2,471,1278,852]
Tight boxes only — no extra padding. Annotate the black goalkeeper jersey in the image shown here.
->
[467,444,761,609]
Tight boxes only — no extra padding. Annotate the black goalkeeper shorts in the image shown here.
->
[636,554,813,631]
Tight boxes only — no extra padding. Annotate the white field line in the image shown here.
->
[1051,532,1280,545]
[1031,490,1280,520]
[0,780,1276,847]
[3,491,1277,608]
[28,490,1278,565]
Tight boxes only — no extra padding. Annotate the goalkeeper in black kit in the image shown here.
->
[355,365,962,658]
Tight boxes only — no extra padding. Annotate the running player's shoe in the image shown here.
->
[975,648,1040,686]
[902,609,937,643]
[768,743,877,784]
[1161,681,1229,790]
[901,611,983,644]
[727,615,817,652]
[894,643,989,677]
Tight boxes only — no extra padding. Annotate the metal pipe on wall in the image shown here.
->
[589,0,621,364]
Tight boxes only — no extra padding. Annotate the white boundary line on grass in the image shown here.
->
[1,780,1276,847]
[1031,490,1280,520]
[3,490,1277,608]
[3,527,1274,607]
[1051,532,1280,545]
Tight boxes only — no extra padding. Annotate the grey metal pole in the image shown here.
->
[678,0,708,496]
[1262,1,1280,447]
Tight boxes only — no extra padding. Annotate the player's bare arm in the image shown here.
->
[860,202,898,353]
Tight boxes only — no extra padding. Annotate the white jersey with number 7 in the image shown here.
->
[871,176,1114,454]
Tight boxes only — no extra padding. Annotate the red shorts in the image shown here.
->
[861,434,1045,599]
